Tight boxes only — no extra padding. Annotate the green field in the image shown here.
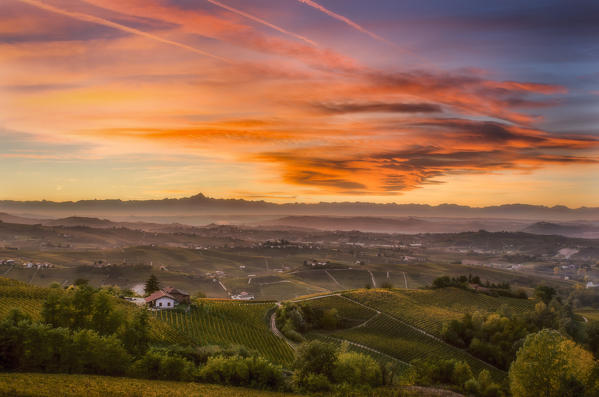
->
[299,295,377,327]
[152,301,294,366]
[576,308,599,322]
[0,373,300,397]
[293,288,537,379]
[343,288,534,337]
[0,277,48,320]
[330,314,502,378]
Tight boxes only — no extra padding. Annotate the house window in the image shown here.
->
[167,302,171,307]
[159,302,162,307]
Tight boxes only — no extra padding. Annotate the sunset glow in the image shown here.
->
[1,0,598,205]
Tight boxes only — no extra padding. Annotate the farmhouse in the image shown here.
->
[145,290,177,309]
[145,286,190,309]
[163,286,190,304]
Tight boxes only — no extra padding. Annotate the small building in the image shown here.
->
[145,290,177,309]
[162,286,190,304]
[231,291,255,301]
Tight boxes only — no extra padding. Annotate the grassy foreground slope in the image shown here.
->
[0,373,300,397]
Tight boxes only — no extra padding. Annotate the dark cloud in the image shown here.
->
[410,119,545,143]
[313,101,442,114]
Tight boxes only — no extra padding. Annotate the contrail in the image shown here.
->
[17,0,231,63]
[297,0,395,47]
[205,0,318,47]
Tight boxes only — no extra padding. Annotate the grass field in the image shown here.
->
[0,373,300,397]
[577,308,599,322]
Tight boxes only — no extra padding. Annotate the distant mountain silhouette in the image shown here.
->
[0,193,598,222]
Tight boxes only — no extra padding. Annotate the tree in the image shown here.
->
[121,310,150,357]
[534,285,557,305]
[144,274,160,296]
[294,340,338,381]
[333,351,382,387]
[587,320,599,359]
[509,329,596,397]
[321,308,339,330]
[90,291,123,335]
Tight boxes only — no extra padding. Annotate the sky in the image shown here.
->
[0,0,598,206]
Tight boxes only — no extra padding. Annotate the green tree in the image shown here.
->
[534,285,557,305]
[321,308,339,330]
[121,310,150,357]
[509,329,596,397]
[294,340,338,381]
[333,351,382,387]
[90,291,124,335]
[71,285,95,329]
[41,290,71,328]
[144,274,160,295]
[586,320,599,359]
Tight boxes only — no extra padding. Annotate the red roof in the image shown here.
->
[163,286,189,296]
[145,290,175,303]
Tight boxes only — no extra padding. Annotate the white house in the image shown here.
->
[231,291,255,301]
[145,290,178,309]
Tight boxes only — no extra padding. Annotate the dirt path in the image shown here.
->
[368,270,377,288]
[270,308,297,351]
[324,270,344,289]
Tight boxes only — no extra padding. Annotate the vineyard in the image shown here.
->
[343,288,534,336]
[305,333,411,373]
[152,300,295,366]
[330,313,503,378]
[299,295,377,327]
[0,277,49,319]
[0,373,301,397]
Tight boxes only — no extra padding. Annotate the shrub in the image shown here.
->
[199,355,284,390]
[130,350,195,381]
[333,351,382,387]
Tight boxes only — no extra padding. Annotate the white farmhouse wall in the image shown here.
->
[155,296,177,308]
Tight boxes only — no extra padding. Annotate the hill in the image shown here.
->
[261,215,536,234]
[287,287,537,380]
[1,193,598,223]
[522,221,599,239]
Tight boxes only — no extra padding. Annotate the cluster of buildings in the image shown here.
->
[0,259,54,269]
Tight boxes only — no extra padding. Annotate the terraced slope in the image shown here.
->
[0,277,49,319]
[331,313,502,378]
[153,301,294,366]
[343,288,534,337]
[299,294,377,327]
[0,277,292,366]
[291,288,535,379]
